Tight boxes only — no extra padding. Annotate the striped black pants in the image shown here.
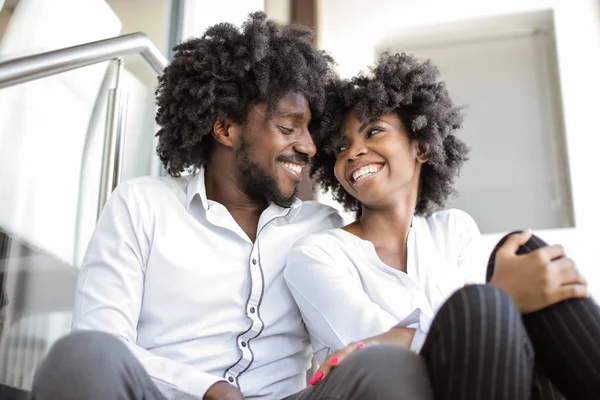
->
[421,233,600,400]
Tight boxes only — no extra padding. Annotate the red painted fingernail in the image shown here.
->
[357,342,365,349]
[330,357,339,366]
[310,371,324,386]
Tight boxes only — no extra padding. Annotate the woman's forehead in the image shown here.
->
[340,112,401,135]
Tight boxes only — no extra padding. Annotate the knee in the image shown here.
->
[425,285,534,377]
[344,344,434,400]
[427,285,532,355]
[496,231,548,255]
[34,331,127,385]
[47,330,124,365]
[487,232,549,281]
[438,285,522,332]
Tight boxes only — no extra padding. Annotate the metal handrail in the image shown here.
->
[0,32,168,219]
[0,32,167,88]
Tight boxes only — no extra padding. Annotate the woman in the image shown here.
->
[284,52,600,399]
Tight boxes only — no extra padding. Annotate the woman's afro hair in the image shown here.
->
[155,12,335,176]
[310,52,469,216]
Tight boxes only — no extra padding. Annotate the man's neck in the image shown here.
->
[203,158,267,242]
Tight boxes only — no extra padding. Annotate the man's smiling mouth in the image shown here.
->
[279,161,304,180]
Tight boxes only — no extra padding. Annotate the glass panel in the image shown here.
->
[0,68,160,393]
[0,2,163,391]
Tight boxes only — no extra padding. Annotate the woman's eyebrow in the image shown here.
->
[358,118,385,132]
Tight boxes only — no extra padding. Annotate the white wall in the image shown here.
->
[265,0,291,25]
[181,0,265,39]
[317,0,600,294]
[385,18,574,234]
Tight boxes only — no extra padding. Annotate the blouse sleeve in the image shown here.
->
[284,235,401,361]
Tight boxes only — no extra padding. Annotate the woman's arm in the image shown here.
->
[284,236,414,361]
[306,326,416,385]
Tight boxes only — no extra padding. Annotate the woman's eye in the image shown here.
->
[277,125,294,135]
[336,145,348,154]
[367,128,382,138]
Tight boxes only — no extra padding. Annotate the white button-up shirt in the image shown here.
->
[72,168,344,400]
[284,209,487,361]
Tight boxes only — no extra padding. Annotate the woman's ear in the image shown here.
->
[415,142,430,164]
[212,118,241,148]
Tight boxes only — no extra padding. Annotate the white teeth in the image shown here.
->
[281,162,302,174]
[352,164,382,182]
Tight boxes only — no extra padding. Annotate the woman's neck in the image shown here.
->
[344,195,417,272]
[358,204,414,246]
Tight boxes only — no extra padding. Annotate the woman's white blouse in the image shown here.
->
[284,209,487,362]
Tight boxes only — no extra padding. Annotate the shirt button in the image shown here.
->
[241,341,247,347]
[228,377,234,383]
[252,258,257,265]
[249,307,256,314]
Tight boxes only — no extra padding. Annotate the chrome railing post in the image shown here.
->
[98,58,129,218]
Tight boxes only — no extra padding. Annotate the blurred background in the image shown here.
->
[0,0,599,397]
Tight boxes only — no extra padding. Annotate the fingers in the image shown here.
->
[319,356,338,380]
[309,370,325,386]
[552,257,587,286]
[310,342,365,385]
[498,231,533,255]
[554,284,590,304]
[536,244,566,262]
[310,354,339,385]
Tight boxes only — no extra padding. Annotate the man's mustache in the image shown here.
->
[277,153,310,165]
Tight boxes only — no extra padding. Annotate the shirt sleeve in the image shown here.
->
[454,210,488,284]
[71,181,223,400]
[390,309,428,353]
[284,237,402,362]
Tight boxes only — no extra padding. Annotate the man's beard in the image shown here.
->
[236,137,298,207]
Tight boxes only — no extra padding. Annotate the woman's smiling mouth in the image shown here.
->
[349,163,384,186]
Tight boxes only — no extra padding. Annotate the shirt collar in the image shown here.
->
[186,166,209,211]
[280,197,302,222]
[186,165,303,221]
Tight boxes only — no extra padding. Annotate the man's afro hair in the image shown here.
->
[155,11,335,176]
[310,52,469,216]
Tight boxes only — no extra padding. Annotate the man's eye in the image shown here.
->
[277,125,294,134]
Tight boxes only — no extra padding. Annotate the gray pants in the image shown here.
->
[31,331,434,400]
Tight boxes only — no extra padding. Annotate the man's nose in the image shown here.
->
[294,128,317,158]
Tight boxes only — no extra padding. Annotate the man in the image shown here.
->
[31,12,433,400]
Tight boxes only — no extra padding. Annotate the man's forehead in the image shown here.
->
[275,92,311,117]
